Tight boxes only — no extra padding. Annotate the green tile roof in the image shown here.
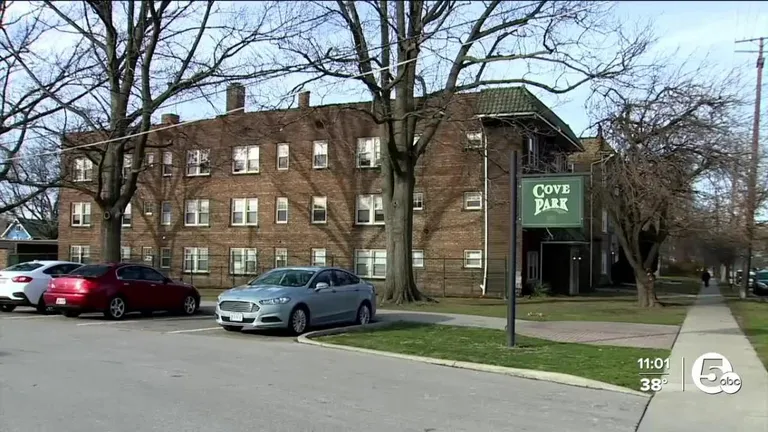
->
[475,87,580,145]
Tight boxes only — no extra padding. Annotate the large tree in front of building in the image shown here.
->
[592,66,740,307]
[283,1,650,303]
[31,0,315,262]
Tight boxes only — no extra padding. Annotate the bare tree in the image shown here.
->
[23,1,316,261]
[280,0,650,303]
[592,65,742,307]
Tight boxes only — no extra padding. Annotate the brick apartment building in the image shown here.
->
[58,84,616,296]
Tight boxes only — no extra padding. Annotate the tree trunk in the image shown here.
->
[101,206,122,263]
[635,270,661,307]
[381,169,423,303]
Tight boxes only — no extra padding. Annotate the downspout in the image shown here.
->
[480,121,489,296]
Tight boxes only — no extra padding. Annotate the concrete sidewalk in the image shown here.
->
[637,281,768,431]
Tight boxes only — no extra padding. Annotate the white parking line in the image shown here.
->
[166,327,221,334]
[0,314,59,320]
[76,315,214,326]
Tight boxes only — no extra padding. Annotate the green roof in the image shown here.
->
[475,87,580,146]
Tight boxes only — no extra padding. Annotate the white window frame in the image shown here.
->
[413,192,424,211]
[183,247,209,273]
[356,194,384,225]
[412,250,425,268]
[464,250,482,268]
[276,143,289,170]
[70,245,90,264]
[145,152,155,168]
[311,248,327,267]
[73,157,93,182]
[233,145,260,174]
[602,245,609,275]
[602,209,609,233]
[122,203,132,227]
[465,131,483,149]
[311,196,327,224]
[161,201,172,226]
[71,202,91,227]
[123,154,132,179]
[142,247,153,263]
[186,149,211,176]
[464,192,483,210]
[184,199,210,226]
[313,140,328,169]
[274,248,288,267]
[120,246,131,262]
[527,250,539,281]
[356,137,381,168]
[275,197,288,224]
[231,198,258,226]
[144,201,155,215]
[230,248,258,275]
[160,247,171,268]
[162,151,173,176]
[355,249,386,279]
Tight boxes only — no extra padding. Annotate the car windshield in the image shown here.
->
[68,264,111,278]
[757,271,768,281]
[2,262,44,272]
[250,269,316,287]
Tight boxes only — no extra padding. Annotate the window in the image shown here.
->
[162,151,173,176]
[464,250,482,268]
[311,248,326,266]
[413,192,424,211]
[464,192,483,210]
[123,154,132,178]
[144,201,155,215]
[73,157,93,181]
[183,247,209,273]
[71,202,91,226]
[356,137,381,168]
[334,270,360,286]
[186,149,210,176]
[602,209,608,233]
[465,131,483,150]
[277,143,289,170]
[274,248,288,267]
[275,197,288,223]
[184,199,210,226]
[142,247,153,263]
[70,245,90,264]
[313,141,328,169]
[356,194,384,225]
[527,250,539,281]
[121,246,131,262]
[355,249,386,278]
[161,201,172,226]
[140,266,166,282]
[233,145,259,174]
[160,248,171,268]
[145,152,155,168]
[122,203,132,227]
[526,136,539,158]
[601,244,609,275]
[230,248,258,275]
[231,198,258,226]
[412,250,424,268]
[311,196,327,223]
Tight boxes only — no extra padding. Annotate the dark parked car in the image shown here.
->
[44,263,200,320]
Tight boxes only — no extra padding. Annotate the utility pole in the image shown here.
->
[736,36,765,299]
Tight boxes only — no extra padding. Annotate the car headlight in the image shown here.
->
[259,297,291,305]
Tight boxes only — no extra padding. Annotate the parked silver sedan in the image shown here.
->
[215,267,377,334]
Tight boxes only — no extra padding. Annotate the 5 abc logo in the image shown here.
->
[691,352,742,395]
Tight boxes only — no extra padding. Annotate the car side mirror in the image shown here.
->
[314,282,329,292]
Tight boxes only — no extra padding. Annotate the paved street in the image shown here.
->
[0,308,649,432]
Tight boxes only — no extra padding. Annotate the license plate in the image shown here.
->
[56,298,66,305]
[229,312,243,322]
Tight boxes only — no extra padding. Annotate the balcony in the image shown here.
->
[522,152,574,174]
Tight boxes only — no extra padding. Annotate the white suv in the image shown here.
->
[0,260,83,313]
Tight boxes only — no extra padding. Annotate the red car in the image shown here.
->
[44,263,200,320]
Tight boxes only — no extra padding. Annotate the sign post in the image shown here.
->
[507,149,518,348]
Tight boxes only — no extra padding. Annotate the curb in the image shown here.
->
[297,321,650,398]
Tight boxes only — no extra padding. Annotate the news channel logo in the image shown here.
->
[691,352,742,395]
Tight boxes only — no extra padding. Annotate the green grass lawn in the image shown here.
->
[319,322,669,390]
[725,298,768,372]
[199,288,224,301]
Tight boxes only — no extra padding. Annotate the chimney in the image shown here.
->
[298,91,310,109]
[226,82,246,113]
[161,113,180,125]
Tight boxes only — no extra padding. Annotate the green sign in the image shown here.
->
[521,175,584,228]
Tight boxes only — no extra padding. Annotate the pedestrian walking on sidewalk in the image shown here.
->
[701,269,711,287]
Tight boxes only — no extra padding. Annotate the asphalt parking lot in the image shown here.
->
[0,304,291,341]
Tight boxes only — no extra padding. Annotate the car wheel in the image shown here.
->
[288,306,309,335]
[105,296,127,320]
[63,311,80,318]
[0,305,15,313]
[355,302,372,326]
[181,295,198,316]
[223,325,241,332]
[36,296,51,315]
